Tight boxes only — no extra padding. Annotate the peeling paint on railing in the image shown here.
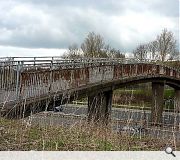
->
[0,58,180,104]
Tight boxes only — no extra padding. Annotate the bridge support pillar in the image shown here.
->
[88,90,112,124]
[174,90,180,128]
[151,82,164,125]
[174,90,180,112]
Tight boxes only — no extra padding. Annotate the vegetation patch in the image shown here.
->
[0,118,179,151]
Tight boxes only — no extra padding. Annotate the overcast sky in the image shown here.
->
[0,0,179,57]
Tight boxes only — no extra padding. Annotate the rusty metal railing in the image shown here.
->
[0,57,180,105]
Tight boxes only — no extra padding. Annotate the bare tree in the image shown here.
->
[147,40,158,60]
[108,48,125,59]
[169,49,179,60]
[156,29,176,62]
[133,44,148,61]
[132,29,177,62]
[63,32,125,59]
[62,44,82,59]
[81,32,108,58]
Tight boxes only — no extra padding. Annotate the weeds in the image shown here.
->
[0,117,179,151]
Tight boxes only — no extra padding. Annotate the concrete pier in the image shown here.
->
[87,90,112,124]
[151,82,164,125]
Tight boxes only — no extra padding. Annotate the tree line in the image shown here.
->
[133,29,178,62]
[62,32,125,59]
[62,29,179,62]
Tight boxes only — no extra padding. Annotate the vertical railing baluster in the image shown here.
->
[15,61,20,101]
[15,61,23,101]
[34,57,36,66]
[49,60,53,93]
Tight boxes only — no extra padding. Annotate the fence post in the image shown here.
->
[48,60,53,93]
[34,57,36,66]
[15,61,23,101]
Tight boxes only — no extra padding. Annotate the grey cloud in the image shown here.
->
[149,0,179,17]
[16,0,125,15]
[16,0,179,17]
[122,0,179,17]
[0,0,179,53]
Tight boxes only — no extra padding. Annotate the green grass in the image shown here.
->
[164,89,174,98]
[114,89,151,95]
[114,89,174,98]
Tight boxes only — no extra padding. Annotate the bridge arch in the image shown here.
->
[81,74,180,125]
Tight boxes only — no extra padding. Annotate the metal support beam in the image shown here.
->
[151,82,164,125]
[88,90,112,124]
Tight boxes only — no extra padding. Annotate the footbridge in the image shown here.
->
[0,57,180,124]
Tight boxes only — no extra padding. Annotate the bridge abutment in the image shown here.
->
[87,90,112,124]
[151,82,164,125]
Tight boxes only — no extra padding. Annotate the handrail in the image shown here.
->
[0,56,179,63]
[0,57,179,72]
[0,57,159,63]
